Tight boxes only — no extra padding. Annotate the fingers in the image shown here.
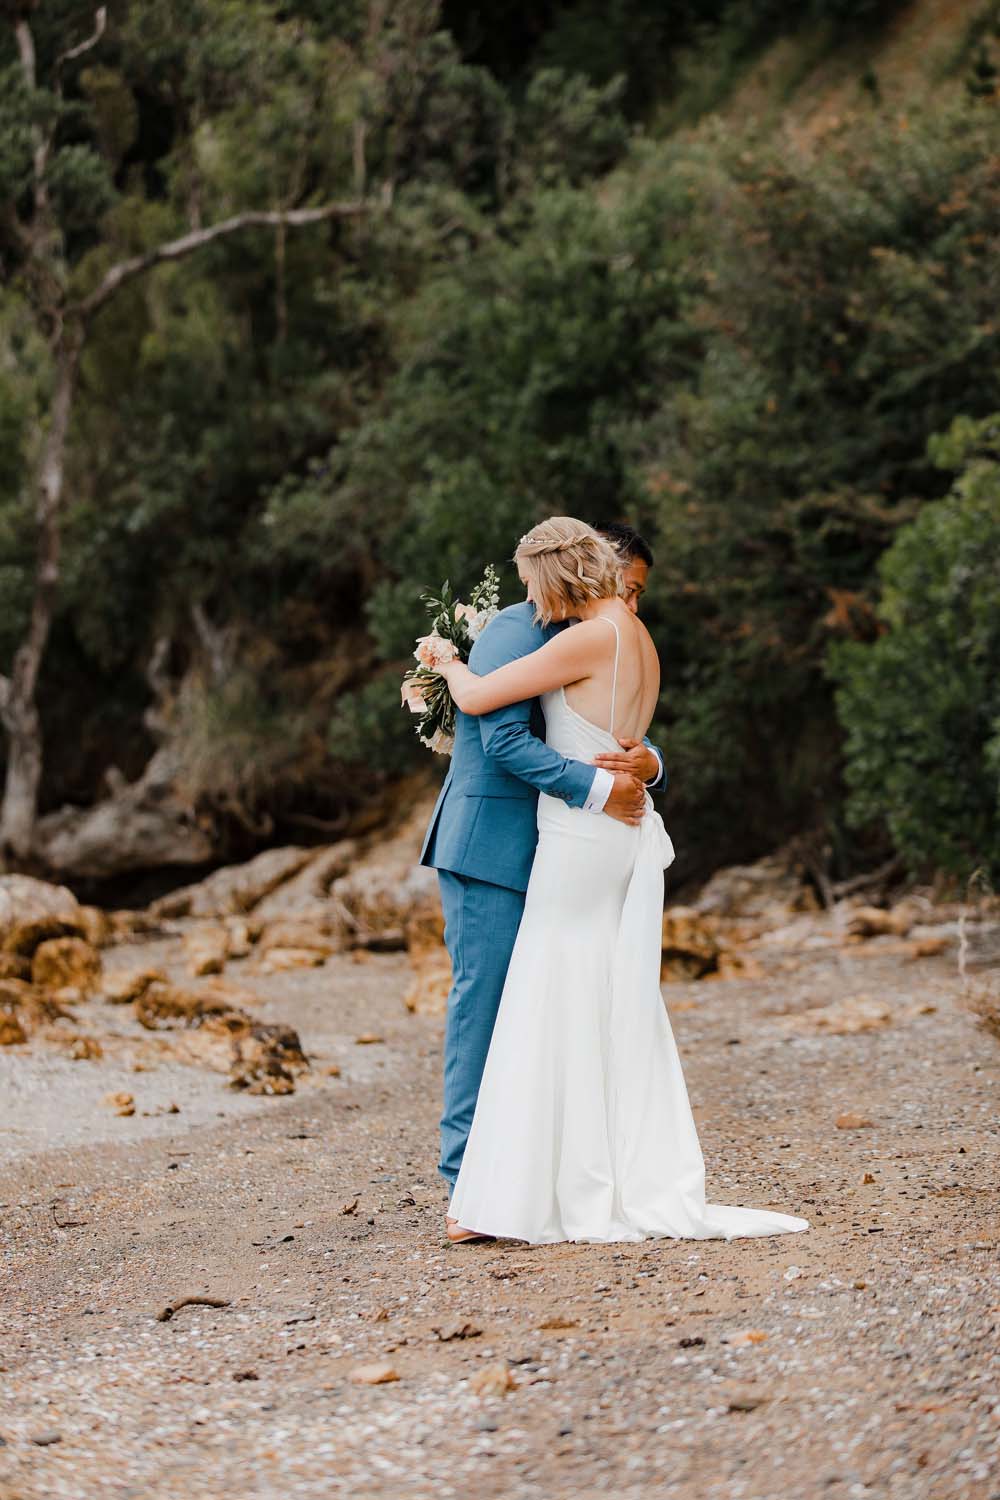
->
[593,756,635,774]
[605,771,645,825]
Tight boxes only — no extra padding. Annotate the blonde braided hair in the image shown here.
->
[514,515,624,625]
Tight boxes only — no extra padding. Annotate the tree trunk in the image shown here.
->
[0,331,80,863]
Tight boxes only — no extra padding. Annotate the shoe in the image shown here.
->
[445,1214,495,1244]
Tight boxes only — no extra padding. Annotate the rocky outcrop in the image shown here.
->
[326,794,447,1011]
[333,801,438,932]
[0,875,87,953]
[255,917,342,957]
[31,936,102,995]
[662,845,840,982]
[182,924,231,976]
[693,848,819,926]
[846,904,918,939]
[133,978,308,1092]
[230,1024,309,1094]
[0,878,104,1043]
[135,979,259,1029]
[0,953,31,980]
[0,1003,27,1045]
[247,915,342,975]
[146,794,446,1002]
[251,843,358,922]
[0,863,318,1091]
[0,976,76,1045]
[151,845,323,920]
[661,907,721,981]
[101,967,166,1005]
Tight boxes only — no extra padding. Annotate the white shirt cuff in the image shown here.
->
[583,767,615,814]
[646,748,663,787]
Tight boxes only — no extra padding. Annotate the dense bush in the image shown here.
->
[831,415,1000,881]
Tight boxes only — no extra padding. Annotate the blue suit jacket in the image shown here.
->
[420,602,665,893]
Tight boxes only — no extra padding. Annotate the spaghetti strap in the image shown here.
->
[594,616,622,735]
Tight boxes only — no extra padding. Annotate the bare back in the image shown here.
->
[562,603,660,742]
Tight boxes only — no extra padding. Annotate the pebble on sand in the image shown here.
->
[350,1361,400,1385]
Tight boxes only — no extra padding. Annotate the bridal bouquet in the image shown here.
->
[401,565,501,754]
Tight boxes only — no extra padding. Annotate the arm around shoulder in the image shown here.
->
[443,619,607,716]
[463,613,599,810]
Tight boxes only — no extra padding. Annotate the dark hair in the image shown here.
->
[595,521,654,567]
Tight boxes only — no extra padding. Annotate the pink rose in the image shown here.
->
[414,633,459,671]
[401,677,427,715]
[454,602,478,624]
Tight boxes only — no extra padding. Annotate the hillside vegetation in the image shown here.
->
[1,0,998,889]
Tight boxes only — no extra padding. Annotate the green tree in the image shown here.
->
[0,0,371,861]
[831,414,1000,880]
[629,105,1000,870]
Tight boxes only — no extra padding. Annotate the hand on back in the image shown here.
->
[604,771,645,826]
[593,738,661,784]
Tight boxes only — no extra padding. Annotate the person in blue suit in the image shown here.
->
[420,526,666,1230]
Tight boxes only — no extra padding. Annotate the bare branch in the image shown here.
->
[190,602,233,686]
[73,200,368,320]
[831,854,906,901]
[13,8,108,244]
[13,15,50,222]
[13,17,36,90]
[54,7,107,75]
[145,635,172,703]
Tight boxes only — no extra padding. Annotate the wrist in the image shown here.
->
[583,766,614,814]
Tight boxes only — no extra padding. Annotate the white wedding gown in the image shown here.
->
[448,623,810,1245]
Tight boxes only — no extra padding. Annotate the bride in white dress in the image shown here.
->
[438,517,809,1246]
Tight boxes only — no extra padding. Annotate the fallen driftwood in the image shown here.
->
[151,845,339,920]
[156,1295,232,1323]
[34,746,215,879]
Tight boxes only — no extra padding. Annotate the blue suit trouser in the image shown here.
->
[437,869,526,1191]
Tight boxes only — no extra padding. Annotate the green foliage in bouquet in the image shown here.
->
[401,566,502,753]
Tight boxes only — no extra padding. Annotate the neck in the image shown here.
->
[575,596,622,622]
